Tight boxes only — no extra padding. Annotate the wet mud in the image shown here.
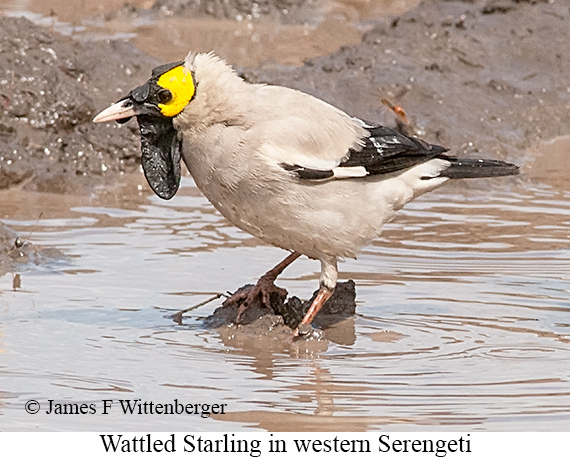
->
[202,280,356,331]
[5,0,568,192]
[142,0,317,22]
[2,1,569,189]
[0,16,157,192]
[244,0,570,161]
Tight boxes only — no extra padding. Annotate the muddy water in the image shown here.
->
[1,137,569,431]
[1,0,569,433]
[0,0,420,66]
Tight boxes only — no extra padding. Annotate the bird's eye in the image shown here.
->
[157,89,173,104]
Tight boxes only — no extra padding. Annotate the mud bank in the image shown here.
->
[3,0,568,192]
[0,16,157,193]
[244,0,570,161]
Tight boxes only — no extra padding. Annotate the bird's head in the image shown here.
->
[93,60,196,200]
[93,61,195,123]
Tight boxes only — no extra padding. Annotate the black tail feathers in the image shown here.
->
[438,157,520,179]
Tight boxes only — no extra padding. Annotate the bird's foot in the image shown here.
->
[224,273,288,324]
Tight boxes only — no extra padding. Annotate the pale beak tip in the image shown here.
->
[92,100,137,124]
[92,112,106,123]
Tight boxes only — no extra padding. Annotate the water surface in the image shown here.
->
[1,139,569,431]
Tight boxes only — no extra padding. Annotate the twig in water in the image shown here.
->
[171,293,226,324]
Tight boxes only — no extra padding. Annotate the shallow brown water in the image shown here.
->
[1,138,569,432]
[1,0,569,433]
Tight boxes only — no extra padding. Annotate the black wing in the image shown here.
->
[282,123,447,181]
[282,122,519,181]
[339,124,447,175]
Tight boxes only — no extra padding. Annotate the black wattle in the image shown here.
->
[137,114,182,200]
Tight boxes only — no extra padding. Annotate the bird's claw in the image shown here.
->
[224,275,288,324]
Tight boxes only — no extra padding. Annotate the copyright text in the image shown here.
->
[25,399,227,418]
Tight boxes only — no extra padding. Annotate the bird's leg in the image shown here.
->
[292,286,334,337]
[229,251,302,322]
[293,256,337,338]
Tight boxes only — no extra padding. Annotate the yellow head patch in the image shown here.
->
[156,66,195,117]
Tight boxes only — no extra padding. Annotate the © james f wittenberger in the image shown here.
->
[35,399,227,417]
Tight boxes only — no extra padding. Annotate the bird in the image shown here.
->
[93,52,519,336]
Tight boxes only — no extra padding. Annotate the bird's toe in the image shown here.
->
[226,279,289,325]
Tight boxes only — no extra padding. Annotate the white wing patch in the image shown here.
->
[332,166,368,179]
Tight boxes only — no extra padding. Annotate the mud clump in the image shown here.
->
[0,17,157,193]
[0,222,64,277]
[203,280,356,333]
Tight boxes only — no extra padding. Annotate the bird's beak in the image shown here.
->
[93,99,138,123]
